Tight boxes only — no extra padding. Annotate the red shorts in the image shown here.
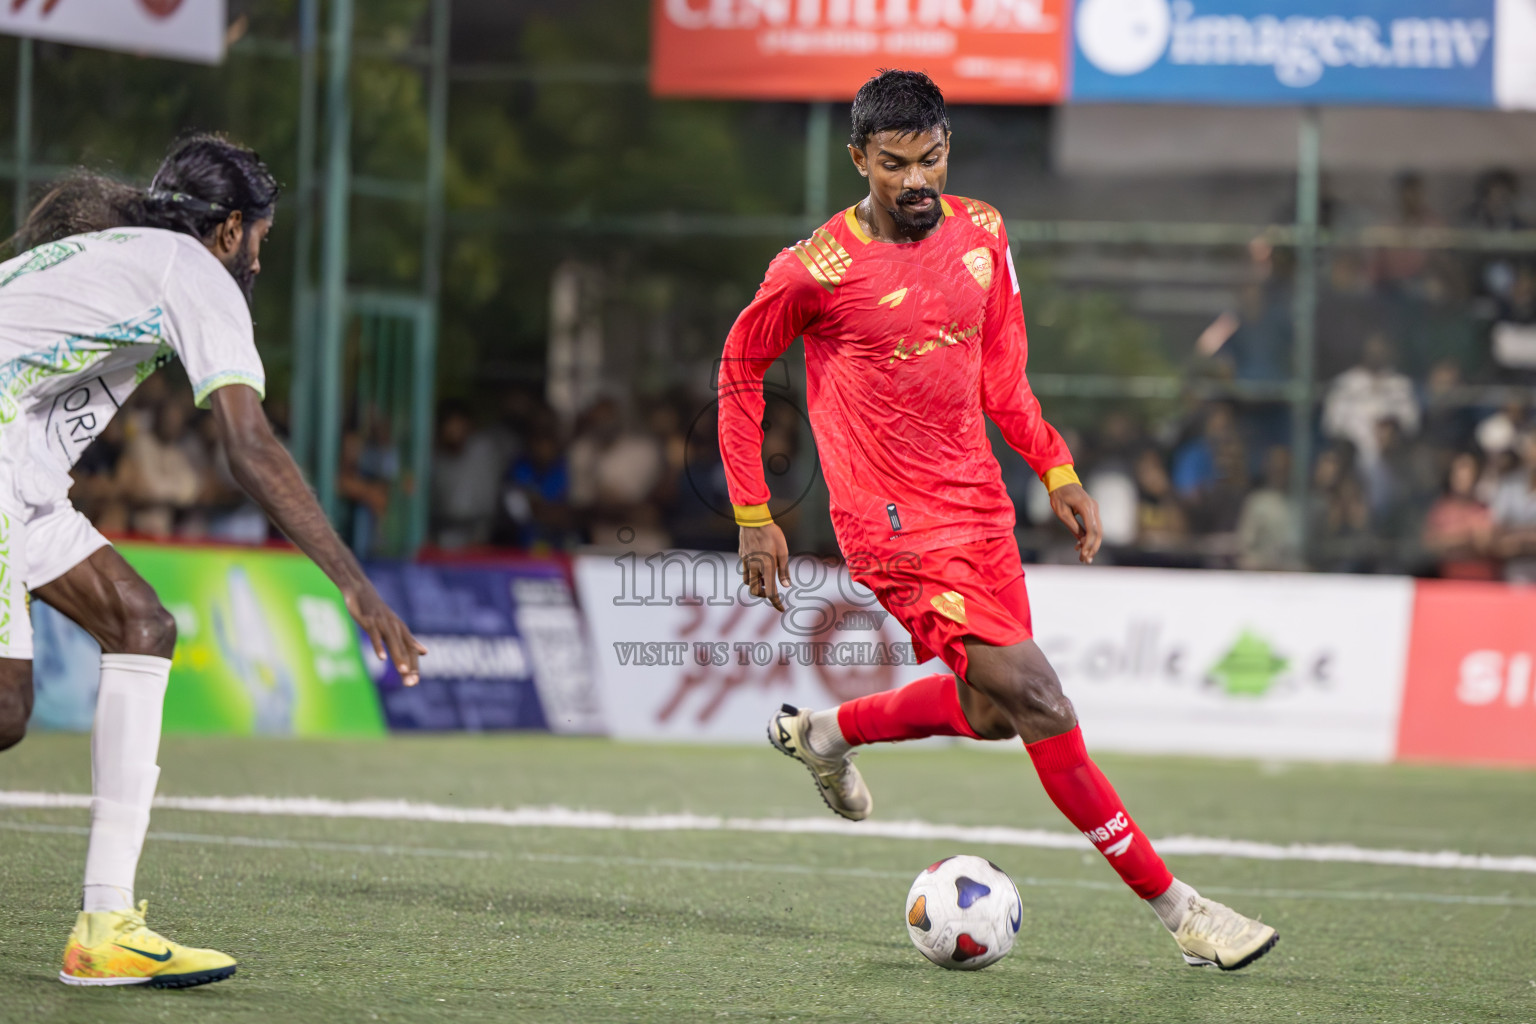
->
[853,535,1032,681]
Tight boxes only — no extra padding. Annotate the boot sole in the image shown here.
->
[766,712,868,822]
[1183,931,1279,972]
[61,965,236,988]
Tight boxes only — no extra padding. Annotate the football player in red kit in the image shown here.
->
[717,70,1277,971]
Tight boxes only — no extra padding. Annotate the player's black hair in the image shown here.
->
[13,133,279,252]
[849,69,949,150]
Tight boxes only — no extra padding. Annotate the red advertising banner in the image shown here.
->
[651,0,1068,104]
[1396,580,1536,766]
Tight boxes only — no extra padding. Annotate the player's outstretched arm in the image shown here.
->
[208,383,427,685]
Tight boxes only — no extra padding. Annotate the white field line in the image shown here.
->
[4,819,1535,910]
[5,789,1536,876]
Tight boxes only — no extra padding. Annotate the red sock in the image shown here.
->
[1026,726,1173,899]
[837,673,981,746]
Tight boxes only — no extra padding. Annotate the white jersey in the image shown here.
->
[0,227,263,507]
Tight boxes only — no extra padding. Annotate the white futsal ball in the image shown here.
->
[904,855,1022,970]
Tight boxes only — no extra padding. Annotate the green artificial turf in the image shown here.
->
[2,734,1534,1023]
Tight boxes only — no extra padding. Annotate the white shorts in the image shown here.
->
[0,494,111,661]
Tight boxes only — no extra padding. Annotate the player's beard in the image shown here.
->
[887,187,943,236]
[226,240,257,306]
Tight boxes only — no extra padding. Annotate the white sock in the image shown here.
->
[82,654,170,914]
[1147,877,1200,933]
[806,708,852,759]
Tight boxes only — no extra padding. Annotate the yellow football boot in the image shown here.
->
[1173,896,1279,971]
[60,900,237,988]
[768,703,872,821]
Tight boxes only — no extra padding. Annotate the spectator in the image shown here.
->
[568,396,668,550]
[1371,171,1443,300]
[1363,418,1417,539]
[1321,332,1419,465]
[1308,443,1372,570]
[1134,448,1188,549]
[1237,446,1301,571]
[666,401,738,552]
[500,423,574,550]
[1422,452,1498,580]
[1492,429,1536,582]
[1171,403,1247,533]
[430,399,505,550]
[340,413,402,558]
[1465,169,1528,307]
[1490,262,1536,378]
[116,398,204,537]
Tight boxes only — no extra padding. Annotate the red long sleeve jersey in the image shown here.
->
[718,196,1076,563]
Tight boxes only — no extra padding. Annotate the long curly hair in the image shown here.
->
[12,133,280,253]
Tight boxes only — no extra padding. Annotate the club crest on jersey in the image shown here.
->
[930,590,968,625]
[962,247,993,290]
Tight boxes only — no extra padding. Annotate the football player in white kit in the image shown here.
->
[0,135,427,988]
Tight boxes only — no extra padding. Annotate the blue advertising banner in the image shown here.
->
[1071,0,1497,106]
[363,560,605,734]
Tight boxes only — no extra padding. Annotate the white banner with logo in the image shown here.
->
[577,554,1415,761]
[1027,566,1415,762]
[576,552,934,742]
[0,0,225,65]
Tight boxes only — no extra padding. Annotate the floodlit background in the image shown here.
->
[3,2,1536,1022]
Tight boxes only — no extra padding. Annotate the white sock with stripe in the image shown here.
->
[82,654,170,914]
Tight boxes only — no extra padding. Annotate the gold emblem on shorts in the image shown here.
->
[961,247,993,290]
[930,590,968,625]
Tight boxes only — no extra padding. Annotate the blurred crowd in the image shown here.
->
[1055,168,1536,580]
[67,168,1536,580]
[69,370,273,546]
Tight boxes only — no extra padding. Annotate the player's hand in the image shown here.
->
[345,584,429,686]
[1049,482,1103,565]
[739,522,791,612]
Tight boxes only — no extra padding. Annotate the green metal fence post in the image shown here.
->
[804,101,831,225]
[316,0,354,522]
[410,0,449,553]
[288,0,320,477]
[1290,107,1321,552]
[409,304,436,553]
[13,37,32,233]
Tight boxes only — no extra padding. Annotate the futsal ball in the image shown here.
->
[904,855,1022,970]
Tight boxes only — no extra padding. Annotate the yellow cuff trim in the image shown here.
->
[734,504,773,528]
[1043,465,1080,492]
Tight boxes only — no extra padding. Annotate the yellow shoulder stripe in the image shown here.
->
[792,227,853,293]
[952,195,1002,237]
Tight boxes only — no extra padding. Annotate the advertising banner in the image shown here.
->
[364,560,604,734]
[0,0,226,65]
[1070,0,1497,107]
[1026,566,1414,761]
[651,0,1069,104]
[29,543,385,737]
[576,551,934,742]
[1396,580,1536,765]
[578,552,1415,758]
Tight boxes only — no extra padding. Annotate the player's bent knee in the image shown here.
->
[1009,671,1076,732]
[106,586,178,657]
